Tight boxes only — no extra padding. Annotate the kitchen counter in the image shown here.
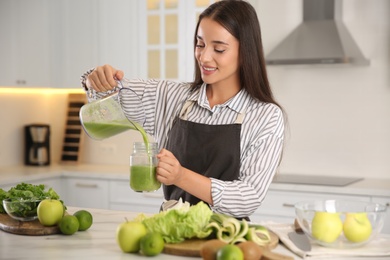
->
[0,164,130,183]
[1,164,390,197]
[0,207,298,260]
[1,166,390,259]
[1,207,389,260]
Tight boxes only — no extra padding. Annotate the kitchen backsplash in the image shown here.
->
[0,90,143,168]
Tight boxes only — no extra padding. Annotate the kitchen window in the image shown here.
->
[140,0,219,81]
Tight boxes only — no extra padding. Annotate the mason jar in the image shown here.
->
[130,142,160,192]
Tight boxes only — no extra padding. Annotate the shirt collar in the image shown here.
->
[189,83,251,113]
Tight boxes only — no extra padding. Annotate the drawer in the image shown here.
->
[110,203,161,215]
[256,190,370,218]
[109,180,164,210]
[64,178,109,209]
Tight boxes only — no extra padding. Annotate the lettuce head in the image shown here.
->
[140,201,213,243]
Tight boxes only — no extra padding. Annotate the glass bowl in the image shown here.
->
[3,198,41,221]
[295,200,386,248]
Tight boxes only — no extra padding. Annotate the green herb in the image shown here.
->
[0,182,65,215]
[3,199,40,218]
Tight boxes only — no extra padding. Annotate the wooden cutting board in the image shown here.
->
[0,213,60,236]
[163,229,279,257]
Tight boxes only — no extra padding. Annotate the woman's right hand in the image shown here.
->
[86,64,124,92]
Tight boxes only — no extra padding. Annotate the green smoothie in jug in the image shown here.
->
[83,120,149,145]
[82,121,132,140]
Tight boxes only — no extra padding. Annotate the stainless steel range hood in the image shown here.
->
[266,0,370,66]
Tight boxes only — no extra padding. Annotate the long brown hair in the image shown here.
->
[192,0,280,108]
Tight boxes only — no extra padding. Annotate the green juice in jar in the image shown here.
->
[130,165,160,192]
[130,141,160,192]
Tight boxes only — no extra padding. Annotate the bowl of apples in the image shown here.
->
[294,199,387,248]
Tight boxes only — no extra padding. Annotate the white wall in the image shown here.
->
[0,91,65,166]
[256,0,390,177]
[0,0,389,179]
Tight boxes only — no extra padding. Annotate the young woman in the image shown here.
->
[81,0,285,220]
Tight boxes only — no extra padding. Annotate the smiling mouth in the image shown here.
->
[202,66,217,71]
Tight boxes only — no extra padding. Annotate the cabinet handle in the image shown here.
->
[75,183,98,188]
[282,203,295,208]
[143,193,164,199]
[16,80,26,85]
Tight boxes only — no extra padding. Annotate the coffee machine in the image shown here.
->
[25,124,50,166]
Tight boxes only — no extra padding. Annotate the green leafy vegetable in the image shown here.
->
[0,182,64,215]
[206,213,271,246]
[3,199,40,218]
[138,201,213,243]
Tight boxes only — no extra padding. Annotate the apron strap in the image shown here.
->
[180,100,195,120]
[234,112,244,124]
[180,100,246,124]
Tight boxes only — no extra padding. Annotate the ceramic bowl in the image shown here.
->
[295,199,386,248]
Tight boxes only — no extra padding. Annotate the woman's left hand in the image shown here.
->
[156,149,184,185]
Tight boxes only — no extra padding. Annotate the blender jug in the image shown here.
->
[79,87,145,140]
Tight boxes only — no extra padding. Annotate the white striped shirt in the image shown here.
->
[83,76,284,218]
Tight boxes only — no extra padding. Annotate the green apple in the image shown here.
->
[311,212,343,243]
[37,199,64,226]
[116,221,147,253]
[343,212,372,243]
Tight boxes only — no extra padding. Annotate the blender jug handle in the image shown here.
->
[116,80,146,127]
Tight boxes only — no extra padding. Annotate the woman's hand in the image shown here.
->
[157,149,213,205]
[86,64,124,92]
[156,149,184,185]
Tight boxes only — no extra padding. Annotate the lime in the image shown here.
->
[140,232,165,256]
[59,215,79,235]
[217,244,244,260]
[73,210,93,231]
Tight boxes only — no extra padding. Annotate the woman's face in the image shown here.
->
[195,18,240,89]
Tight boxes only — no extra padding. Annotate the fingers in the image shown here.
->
[157,149,176,169]
[157,148,173,159]
[87,64,124,92]
[115,70,124,81]
[156,149,182,185]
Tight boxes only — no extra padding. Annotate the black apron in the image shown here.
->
[164,100,244,207]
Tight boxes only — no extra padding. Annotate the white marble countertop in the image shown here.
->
[1,165,389,260]
[1,164,390,197]
[0,207,299,260]
[1,207,389,260]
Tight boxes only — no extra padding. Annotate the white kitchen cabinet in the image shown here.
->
[51,0,141,88]
[109,180,163,214]
[0,0,103,88]
[97,0,141,79]
[49,0,100,88]
[0,0,216,88]
[0,0,51,87]
[371,196,390,234]
[63,177,109,209]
